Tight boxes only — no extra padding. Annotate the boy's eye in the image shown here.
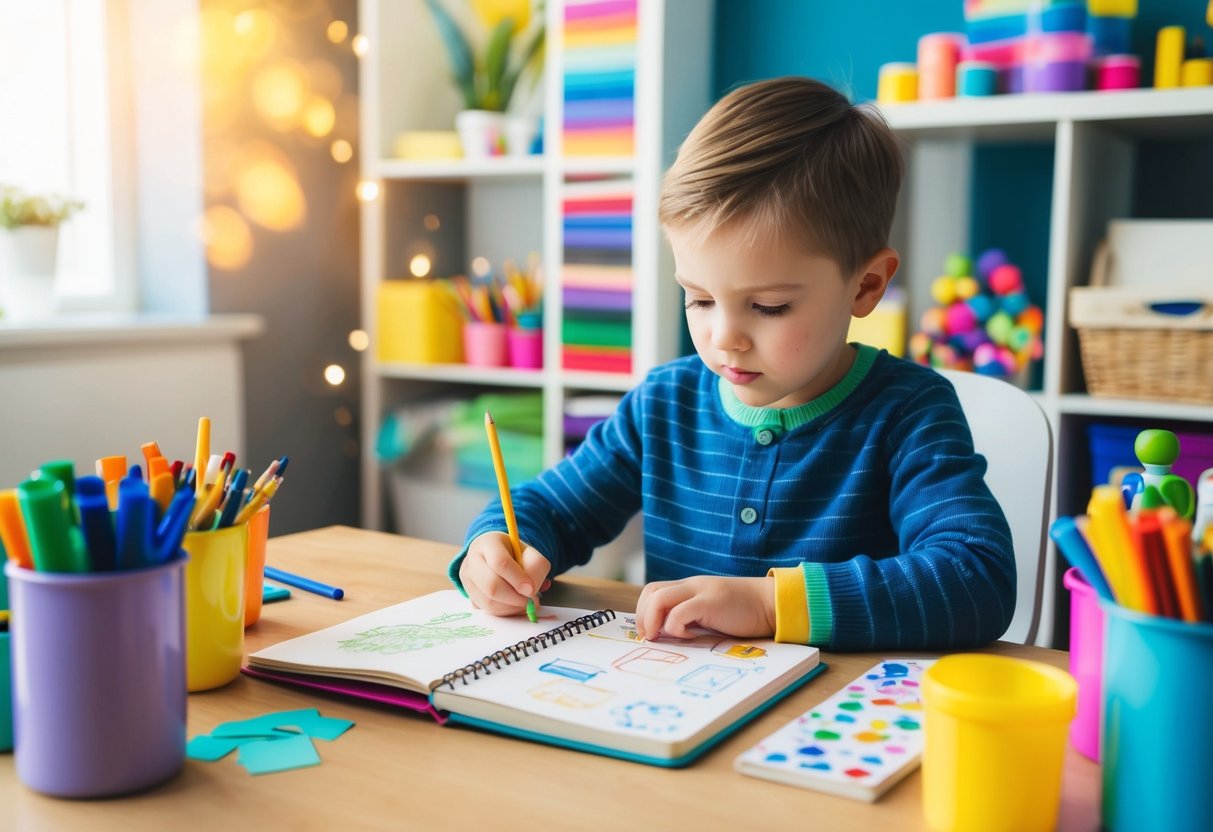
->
[684,298,713,310]
[753,303,790,317]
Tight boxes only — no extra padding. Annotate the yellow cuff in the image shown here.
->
[768,566,810,643]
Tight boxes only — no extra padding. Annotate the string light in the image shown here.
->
[348,330,370,351]
[356,181,380,202]
[324,364,346,386]
[409,254,432,277]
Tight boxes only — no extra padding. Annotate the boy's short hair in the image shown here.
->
[658,76,904,277]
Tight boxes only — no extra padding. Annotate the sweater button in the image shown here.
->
[740,507,758,524]
[752,423,781,445]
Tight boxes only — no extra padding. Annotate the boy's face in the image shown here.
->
[669,222,889,410]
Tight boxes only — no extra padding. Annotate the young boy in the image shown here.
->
[452,77,1015,651]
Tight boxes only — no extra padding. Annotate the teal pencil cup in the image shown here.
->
[1,625,11,753]
[1101,601,1213,832]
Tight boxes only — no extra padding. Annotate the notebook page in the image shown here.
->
[247,590,594,692]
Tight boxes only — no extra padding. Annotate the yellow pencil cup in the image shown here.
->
[182,523,247,692]
[921,654,1076,832]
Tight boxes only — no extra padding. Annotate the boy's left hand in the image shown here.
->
[634,576,775,640]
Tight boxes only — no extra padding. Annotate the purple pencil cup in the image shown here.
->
[5,558,187,798]
[1064,567,1103,761]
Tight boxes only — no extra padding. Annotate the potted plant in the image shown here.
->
[424,0,546,158]
[0,185,84,320]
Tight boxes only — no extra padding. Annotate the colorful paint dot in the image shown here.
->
[894,718,920,730]
[844,767,872,779]
[765,752,788,763]
[901,702,923,711]
[838,701,863,711]
[886,745,906,754]
[861,755,882,765]
[810,711,822,719]
[849,685,865,691]
[854,731,888,743]
[871,719,888,729]
[797,745,826,757]
[871,698,896,706]
[848,693,865,699]
[802,762,831,771]
[814,730,842,740]
[835,714,856,723]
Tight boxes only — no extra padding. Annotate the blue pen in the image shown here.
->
[76,476,116,571]
[215,468,249,529]
[276,456,289,478]
[264,565,343,600]
[152,488,195,563]
[116,477,154,569]
[1049,516,1116,602]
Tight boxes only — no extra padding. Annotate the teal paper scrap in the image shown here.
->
[237,733,321,776]
[263,583,291,603]
[188,708,355,773]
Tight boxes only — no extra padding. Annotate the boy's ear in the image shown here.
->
[850,248,900,318]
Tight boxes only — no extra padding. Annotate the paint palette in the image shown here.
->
[734,658,934,802]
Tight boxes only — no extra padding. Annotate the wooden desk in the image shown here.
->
[1,526,1100,830]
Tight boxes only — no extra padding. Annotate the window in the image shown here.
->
[0,1,135,310]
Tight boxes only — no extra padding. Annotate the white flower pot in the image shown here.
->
[455,110,506,159]
[0,225,60,321]
[504,114,539,156]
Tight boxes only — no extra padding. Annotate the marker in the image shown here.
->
[141,441,163,471]
[484,411,538,623]
[18,478,87,573]
[215,468,249,529]
[152,488,195,563]
[96,455,127,510]
[37,460,78,522]
[1158,508,1203,623]
[116,476,154,570]
[0,490,35,570]
[76,476,117,571]
[1088,485,1151,613]
[1049,516,1115,602]
[264,565,343,600]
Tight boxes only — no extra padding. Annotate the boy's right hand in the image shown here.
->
[460,532,551,616]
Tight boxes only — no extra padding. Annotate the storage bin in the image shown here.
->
[377,280,464,364]
[1069,243,1213,405]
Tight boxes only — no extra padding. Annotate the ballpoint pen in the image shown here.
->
[484,410,538,623]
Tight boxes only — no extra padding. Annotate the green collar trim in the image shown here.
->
[718,343,878,430]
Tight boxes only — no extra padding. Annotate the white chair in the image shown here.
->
[937,369,1054,645]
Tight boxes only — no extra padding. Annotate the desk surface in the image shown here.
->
[1,526,1100,831]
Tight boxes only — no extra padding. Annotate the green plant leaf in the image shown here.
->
[424,0,478,109]
[500,25,545,113]
[484,17,514,103]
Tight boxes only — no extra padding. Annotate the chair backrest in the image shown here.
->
[937,369,1054,645]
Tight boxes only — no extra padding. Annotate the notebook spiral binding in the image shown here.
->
[440,609,617,689]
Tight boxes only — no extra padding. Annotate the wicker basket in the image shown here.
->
[1071,287,1213,405]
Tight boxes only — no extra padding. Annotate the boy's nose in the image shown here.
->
[710,312,750,352]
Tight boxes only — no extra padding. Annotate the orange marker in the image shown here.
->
[1131,511,1176,618]
[150,472,176,514]
[0,489,35,569]
[95,455,128,511]
[1088,485,1152,613]
[141,441,163,471]
[1159,508,1203,623]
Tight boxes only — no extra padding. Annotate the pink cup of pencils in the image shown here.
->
[1063,567,1103,761]
[507,327,543,369]
[463,321,508,367]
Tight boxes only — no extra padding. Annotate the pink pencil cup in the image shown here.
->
[507,327,543,369]
[1064,567,1103,761]
[463,321,507,367]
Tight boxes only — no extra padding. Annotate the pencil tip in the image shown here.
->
[484,411,494,425]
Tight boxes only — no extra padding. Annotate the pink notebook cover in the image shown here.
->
[240,665,448,725]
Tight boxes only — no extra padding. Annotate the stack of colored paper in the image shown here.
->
[562,0,637,157]
[561,178,633,374]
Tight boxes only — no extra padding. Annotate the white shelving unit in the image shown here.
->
[882,86,1213,645]
[357,0,712,553]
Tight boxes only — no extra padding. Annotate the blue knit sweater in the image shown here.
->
[454,345,1015,651]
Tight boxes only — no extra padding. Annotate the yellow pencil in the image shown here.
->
[194,417,211,497]
[234,477,279,526]
[484,411,538,622]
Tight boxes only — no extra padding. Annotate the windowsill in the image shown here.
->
[0,312,265,350]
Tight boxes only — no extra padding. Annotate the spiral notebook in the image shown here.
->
[245,590,824,767]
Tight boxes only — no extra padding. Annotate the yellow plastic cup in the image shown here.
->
[922,654,1077,832]
[182,523,247,691]
[243,505,271,628]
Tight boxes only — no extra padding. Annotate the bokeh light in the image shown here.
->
[351,34,368,57]
[324,364,346,386]
[424,214,441,231]
[348,330,370,351]
[334,405,353,427]
[201,205,254,271]
[356,180,379,202]
[471,256,491,277]
[326,20,349,43]
[252,59,310,131]
[302,95,336,137]
[234,142,306,230]
[409,254,432,277]
[330,139,353,163]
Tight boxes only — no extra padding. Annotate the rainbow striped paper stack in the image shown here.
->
[562,0,637,157]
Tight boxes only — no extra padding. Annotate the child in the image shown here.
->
[452,77,1014,651]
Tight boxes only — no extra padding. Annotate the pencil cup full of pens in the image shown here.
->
[443,254,543,370]
[4,558,186,797]
[1048,429,1213,831]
